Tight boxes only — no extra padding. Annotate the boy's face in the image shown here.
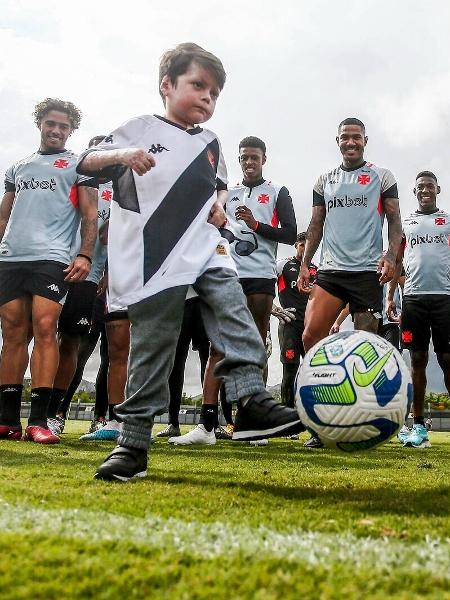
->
[238,147,266,182]
[161,62,220,128]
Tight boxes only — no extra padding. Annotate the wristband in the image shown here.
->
[252,221,260,231]
[77,253,92,264]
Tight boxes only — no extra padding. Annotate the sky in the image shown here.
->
[1,0,449,393]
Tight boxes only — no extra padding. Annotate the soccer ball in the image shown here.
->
[295,330,412,451]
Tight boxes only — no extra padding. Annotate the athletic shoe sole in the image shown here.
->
[80,430,120,441]
[403,440,432,448]
[232,419,303,441]
[94,470,147,482]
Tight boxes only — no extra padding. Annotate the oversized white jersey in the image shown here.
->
[77,115,234,311]
[402,209,450,296]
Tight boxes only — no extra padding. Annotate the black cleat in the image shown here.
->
[94,445,148,482]
[303,434,324,449]
[232,392,305,441]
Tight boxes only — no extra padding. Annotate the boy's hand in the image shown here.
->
[208,201,227,228]
[118,149,156,176]
[235,206,258,230]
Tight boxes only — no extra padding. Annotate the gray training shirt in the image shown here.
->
[402,209,450,296]
[313,162,398,272]
[2,150,96,264]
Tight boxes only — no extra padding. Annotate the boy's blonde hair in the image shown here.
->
[159,42,226,101]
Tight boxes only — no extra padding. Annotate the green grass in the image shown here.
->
[1,422,449,599]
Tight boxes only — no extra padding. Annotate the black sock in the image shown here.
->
[413,415,425,426]
[199,404,217,432]
[47,388,66,419]
[28,388,53,427]
[0,384,23,426]
[109,404,122,422]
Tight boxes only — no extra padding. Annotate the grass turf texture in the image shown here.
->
[0,422,449,599]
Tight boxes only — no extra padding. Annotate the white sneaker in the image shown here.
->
[168,424,216,445]
[47,417,63,436]
[249,438,269,446]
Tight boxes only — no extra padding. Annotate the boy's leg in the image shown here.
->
[116,286,188,449]
[194,268,303,440]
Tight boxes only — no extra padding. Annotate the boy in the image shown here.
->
[77,43,302,481]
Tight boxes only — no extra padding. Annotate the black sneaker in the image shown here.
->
[94,445,148,481]
[232,392,305,441]
[303,434,324,449]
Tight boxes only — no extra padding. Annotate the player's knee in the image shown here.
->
[353,311,379,333]
[33,314,58,340]
[410,351,428,370]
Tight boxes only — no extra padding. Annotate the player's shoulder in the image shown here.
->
[316,165,341,183]
[364,162,395,179]
[10,151,40,169]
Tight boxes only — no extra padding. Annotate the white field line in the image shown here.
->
[2,501,450,575]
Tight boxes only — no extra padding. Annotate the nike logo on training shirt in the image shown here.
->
[352,349,393,387]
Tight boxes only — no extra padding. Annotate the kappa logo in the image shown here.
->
[47,284,60,294]
[53,159,69,169]
[357,174,371,185]
[229,196,240,202]
[258,193,270,204]
[289,267,297,272]
[148,144,169,154]
[77,318,89,326]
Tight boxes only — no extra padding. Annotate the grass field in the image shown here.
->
[1,421,449,599]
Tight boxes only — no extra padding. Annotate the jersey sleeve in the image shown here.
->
[4,164,15,193]
[76,117,148,180]
[276,257,289,276]
[312,175,325,206]
[216,139,228,190]
[256,186,297,244]
[76,174,99,188]
[380,168,398,199]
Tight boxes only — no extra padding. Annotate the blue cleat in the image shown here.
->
[397,424,410,444]
[80,420,121,441]
[402,423,431,448]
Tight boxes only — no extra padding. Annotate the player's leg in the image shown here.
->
[160,302,194,439]
[348,272,383,334]
[400,295,431,448]
[95,287,188,480]
[25,294,63,443]
[279,321,302,408]
[47,281,98,434]
[431,294,450,395]
[0,296,31,438]
[302,281,345,352]
[168,299,218,445]
[82,313,129,442]
[194,268,304,441]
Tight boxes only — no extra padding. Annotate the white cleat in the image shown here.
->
[249,438,269,446]
[168,424,216,446]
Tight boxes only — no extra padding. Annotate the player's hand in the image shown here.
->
[297,263,312,293]
[386,300,400,323]
[271,305,296,323]
[64,256,91,282]
[329,323,340,334]
[235,206,258,230]
[97,272,108,296]
[377,255,395,285]
[208,201,227,227]
[99,220,109,246]
[118,148,156,176]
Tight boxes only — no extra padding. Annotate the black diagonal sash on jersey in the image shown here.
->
[142,139,219,284]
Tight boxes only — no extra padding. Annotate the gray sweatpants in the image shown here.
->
[117,268,267,449]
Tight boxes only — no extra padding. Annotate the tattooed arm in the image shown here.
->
[378,196,402,285]
[297,205,325,293]
[64,185,98,282]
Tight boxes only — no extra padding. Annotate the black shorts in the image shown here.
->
[0,260,68,307]
[378,322,401,352]
[401,295,450,353]
[316,270,382,316]
[58,281,98,335]
[90,293,107,333]
[279,320,305,364]
[239,277,276,297]
[104,309,129,322]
